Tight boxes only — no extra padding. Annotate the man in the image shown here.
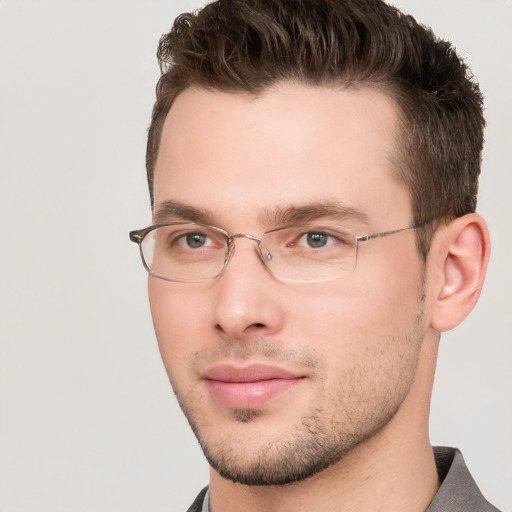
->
[130,0,499,510]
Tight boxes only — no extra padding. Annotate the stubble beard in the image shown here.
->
[193,404,397,486]
[169,298,426,487]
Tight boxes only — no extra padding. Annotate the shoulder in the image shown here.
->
[186,486,208,512]
[428,447,502,512]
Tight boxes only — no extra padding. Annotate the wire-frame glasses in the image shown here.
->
[129,222,420,283]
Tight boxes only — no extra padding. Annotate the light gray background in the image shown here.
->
[0,1,510,511]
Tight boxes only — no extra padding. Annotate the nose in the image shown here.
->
[212,238,285,342]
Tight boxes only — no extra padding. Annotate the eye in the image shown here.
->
[178,231,213,249]
[297,231,337,249]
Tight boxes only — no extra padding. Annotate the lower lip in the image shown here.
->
[205,378,304,409]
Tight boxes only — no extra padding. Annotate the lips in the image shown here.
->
[202,364,305,410]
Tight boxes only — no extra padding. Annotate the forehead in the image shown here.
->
[153,83,410,229]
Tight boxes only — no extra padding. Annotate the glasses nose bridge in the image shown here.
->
[226,232,263,256]
[229,232,261,244]
[224,232,269,268]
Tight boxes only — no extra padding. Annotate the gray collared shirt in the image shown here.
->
[201,489,210,512]
[189,447,502,512]
[426,446,501,511]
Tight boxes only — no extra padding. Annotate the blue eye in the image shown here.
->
[296,231,336,248]
[185,232,208,248]
[305,232,329,248]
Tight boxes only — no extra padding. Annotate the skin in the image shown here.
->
[148,84,490,512]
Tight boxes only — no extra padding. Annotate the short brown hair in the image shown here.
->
[146,0,485,257]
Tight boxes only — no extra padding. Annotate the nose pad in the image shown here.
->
[254,237,273,271]
[224,242,235,266]
[258,245,272,263]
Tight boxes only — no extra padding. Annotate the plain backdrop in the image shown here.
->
[0,1,510,511]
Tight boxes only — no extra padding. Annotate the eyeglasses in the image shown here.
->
[129,222,420,283]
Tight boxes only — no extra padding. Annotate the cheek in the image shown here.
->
[286,272,421,356]
[291,282,425,403]
[355,245,425,323]
[148,279,211,375]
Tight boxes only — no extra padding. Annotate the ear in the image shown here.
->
[429,213,490,332]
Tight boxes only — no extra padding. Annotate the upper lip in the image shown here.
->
[201,364,302,383]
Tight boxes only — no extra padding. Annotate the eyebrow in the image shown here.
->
[259,202,369,227]
[153,200,214,224]
[154,199,369,228]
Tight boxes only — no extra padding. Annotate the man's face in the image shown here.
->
[149,84,428,485]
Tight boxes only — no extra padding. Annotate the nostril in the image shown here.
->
[214,321,267,337]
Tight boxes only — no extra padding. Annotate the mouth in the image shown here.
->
[201,363,307,410]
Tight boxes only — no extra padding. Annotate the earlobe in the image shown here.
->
[430,213,490,332]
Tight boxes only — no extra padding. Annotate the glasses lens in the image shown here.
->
[261,226,357,281]
[141,224,228,281]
